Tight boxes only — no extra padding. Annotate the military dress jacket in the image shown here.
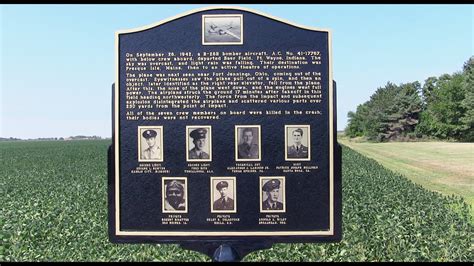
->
[141,145,161,160]
[262,199,284,210]
[287,144,308,158]
[213,197,234,210]
[189,148,210,159]
[238,143,259,159]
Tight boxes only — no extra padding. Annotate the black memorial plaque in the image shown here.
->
[108,6,342,259]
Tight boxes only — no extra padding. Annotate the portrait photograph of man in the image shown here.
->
[210,177,236,213]
[162,177,187,213]
[285,125,311,161]
[260,176,285,213]
[235,125,261,161]
[186,126,212,162]
[138,126,163,162]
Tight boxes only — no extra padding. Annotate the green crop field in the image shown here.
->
[339,139,474,218]
[1,140,472,262]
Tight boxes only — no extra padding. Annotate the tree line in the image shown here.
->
[345,56,473,142]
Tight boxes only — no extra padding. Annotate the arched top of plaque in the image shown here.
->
[115,6,331,35]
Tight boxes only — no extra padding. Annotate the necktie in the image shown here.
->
[272,203,276,209]
[199,153,202,159]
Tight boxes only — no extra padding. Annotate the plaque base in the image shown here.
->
[180,241,273,262]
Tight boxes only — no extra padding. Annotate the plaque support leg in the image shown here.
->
[180,241,273,262]
[212,244,239,262]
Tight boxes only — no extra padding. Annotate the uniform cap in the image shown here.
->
[190,128,207,140]
[263,179,281,192]
[216,181,229,191]
[142,129,157,139]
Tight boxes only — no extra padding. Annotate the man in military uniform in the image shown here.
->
[164,180,186,211]
[213,180,235,211]
[188,128,210,159]
[262,179,284,211]
[141,129,161,160]
[287,128,309,159]
[237,128,259,159]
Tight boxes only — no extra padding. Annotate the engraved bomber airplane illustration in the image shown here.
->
[207,22,241,40]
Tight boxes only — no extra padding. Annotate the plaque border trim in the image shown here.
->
[114,6,334,237]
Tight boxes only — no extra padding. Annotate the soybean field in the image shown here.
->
[1,140,472,262]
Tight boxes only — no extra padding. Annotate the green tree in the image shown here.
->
[345,103,370,138]
[345,111,362,137]
[418,73,466,139]
[345,56,472,142]
[365,82,400,141]
[422,76,438,106]
[382,82,422,141]
[459,56,474,141]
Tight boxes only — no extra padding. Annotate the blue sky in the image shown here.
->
[1,4,472,139]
